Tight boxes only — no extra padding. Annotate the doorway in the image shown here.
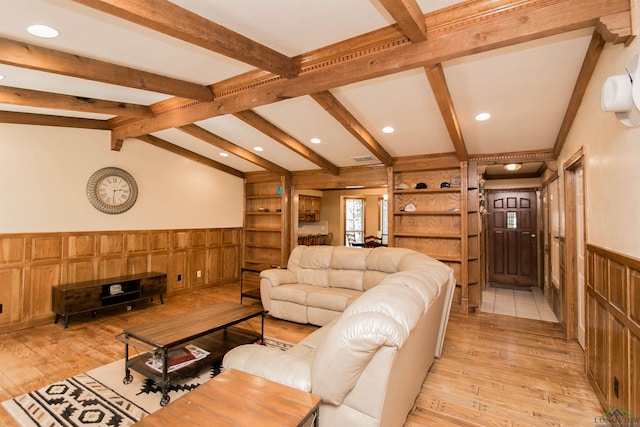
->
[563,150,585,343]
[487,190,539,287]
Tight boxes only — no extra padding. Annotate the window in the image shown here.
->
[506,211,517,229]
[345,198,365,245]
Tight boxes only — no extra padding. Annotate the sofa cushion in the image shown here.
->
[270,283,316,305]
[362,270,389,291]
[223,345,312,392]
[298,246,334,269]
[366,247,414,273]
[328,269,365,291]
[307,287,361,312]
[297,269,330,287]
[330,247,370,270]
[386,271,440,309]
[344,282,424,333]
[311,311,408,405]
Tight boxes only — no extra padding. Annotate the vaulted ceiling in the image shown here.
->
[0,0,634,181]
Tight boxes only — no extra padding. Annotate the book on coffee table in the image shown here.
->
[145,344,210,373]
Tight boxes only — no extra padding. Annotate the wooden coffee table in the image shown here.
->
[116,302,265,406]
[134,368,321,427]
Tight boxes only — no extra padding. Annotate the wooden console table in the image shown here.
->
[134,368,321,426]
[52,272,166,328]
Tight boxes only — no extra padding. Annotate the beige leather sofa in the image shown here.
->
[260,245,428,326]
[223,245,455,427]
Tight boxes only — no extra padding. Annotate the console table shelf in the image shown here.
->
[52,272,167,328]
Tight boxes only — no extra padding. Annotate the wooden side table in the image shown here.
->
[240,266,263,303]
[134,368,321,426]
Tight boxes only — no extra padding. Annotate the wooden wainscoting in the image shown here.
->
[0,228,241,332]
[586,244,640,417]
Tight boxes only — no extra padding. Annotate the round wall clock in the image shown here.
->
[86,167,138,214]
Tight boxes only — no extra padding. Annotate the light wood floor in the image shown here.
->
[0,282,602,426]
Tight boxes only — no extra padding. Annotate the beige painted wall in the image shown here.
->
[558,35,640,257]
[0,124,244,233]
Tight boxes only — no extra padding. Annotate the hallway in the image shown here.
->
[480,285,558,323]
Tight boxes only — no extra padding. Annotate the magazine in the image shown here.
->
[145,344,210,373]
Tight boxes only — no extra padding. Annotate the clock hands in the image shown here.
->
[109,189,123,205]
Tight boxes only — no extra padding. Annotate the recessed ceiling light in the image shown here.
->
[253,146,263,152]
[219,152,229,157]
[27,24,59,38]
[0,74,5,80]
[475,112,491,121]
[310,137,321,144]
[382,126,395,134]
[504,163,522,171]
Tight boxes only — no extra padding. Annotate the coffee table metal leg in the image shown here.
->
[123,342,133,384]
[160,349,170,406]
[260,310,267,344]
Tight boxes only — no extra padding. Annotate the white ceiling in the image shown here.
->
[0,0,600,174]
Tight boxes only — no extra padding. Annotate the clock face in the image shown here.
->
[98,176,131,206]
[87,167,138,214]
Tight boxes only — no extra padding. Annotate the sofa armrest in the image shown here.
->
[260,268,297,287]
[222,344,312,392]
[260,269,297,311]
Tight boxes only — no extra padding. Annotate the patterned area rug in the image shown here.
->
[2,338,291,427]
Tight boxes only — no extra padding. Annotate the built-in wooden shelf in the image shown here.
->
[390,157,480,314]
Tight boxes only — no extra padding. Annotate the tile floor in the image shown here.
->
[480,284,558,323]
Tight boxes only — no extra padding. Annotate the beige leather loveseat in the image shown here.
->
[223,246,455,427]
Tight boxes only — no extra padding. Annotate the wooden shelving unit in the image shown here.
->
[389,155,480,313]
[243,173,290,272]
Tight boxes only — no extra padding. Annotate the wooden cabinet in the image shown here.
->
[244,173,290,269]
[389,155,480,313]
[52,272,167,328]
[298,195,321,222]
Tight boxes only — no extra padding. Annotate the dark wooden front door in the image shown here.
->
[488,190,538,287]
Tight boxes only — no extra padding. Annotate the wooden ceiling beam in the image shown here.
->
[552,30,606,158]
[0,110,110,129]
[233,110,340,176]
[310,91,393,167]
[71,0,297,78]
[0,86,154,117]
[0,37,213,102]
[596,11,635,44]
[112,0,628,139]
[425,64,468,161]
[178,124,291,177]
[378,0,428,42]
[292,165,389,190]
[136,134,244,178]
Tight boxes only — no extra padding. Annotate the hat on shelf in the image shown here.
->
[396,183,410,190]
[403,203,417,211]
[415,182,427,189]
[109,284,124,295]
